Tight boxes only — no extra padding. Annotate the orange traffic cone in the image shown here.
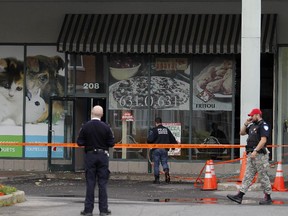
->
[272,161,288,192]
[238,151,247,182]
[202,160,217,191]
[209,160,217,189]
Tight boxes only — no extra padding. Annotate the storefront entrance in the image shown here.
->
[47,96,106,171]
[48,97,76,171]
[73,97,107,171]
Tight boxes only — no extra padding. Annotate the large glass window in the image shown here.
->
[149,56,190,160]
[108,54,234,161]
[25,46,66,158]
[108,54,149,159]
[0,45,68,159]
[191,56,234,160]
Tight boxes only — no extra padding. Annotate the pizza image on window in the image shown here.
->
[109,76,189,109]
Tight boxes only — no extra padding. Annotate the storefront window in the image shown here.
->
[191,111,232,160]
[150,110,190,160]
[108,54,149,159]
[108,54,234,161]
[149,56,190,160]
[0,45,68,159]
[25,46,66,158]
[68,54,106,95]
[191,56,234,160]
[109,109,149,159]
[0,46,24,158]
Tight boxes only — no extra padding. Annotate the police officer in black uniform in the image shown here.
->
[147,117,177,184]
[227,108,272,205]
[77,105,115,216]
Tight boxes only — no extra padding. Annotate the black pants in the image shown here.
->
[84,152,110,213]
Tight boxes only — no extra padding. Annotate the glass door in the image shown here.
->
[48,96,75,171]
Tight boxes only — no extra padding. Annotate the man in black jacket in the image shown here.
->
[77,105,115,216]
[147,117,177,184]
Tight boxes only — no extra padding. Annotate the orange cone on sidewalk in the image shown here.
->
[202,160,217,191]
[238,151,247,182]
[272,161,288,192]
[209,160,217,189]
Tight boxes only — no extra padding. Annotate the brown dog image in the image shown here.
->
[26,55,65,123]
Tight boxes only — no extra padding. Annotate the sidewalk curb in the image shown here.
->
[0,173,46,183]
[217,182,262,191]
[0,191,26,207]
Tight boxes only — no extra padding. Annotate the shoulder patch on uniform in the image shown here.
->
[264,125,269,131]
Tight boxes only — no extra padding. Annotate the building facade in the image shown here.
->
[0,0,287,174]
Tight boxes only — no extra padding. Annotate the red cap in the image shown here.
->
[248,108,262,116]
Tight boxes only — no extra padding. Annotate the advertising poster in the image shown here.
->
[25,46,65,158]
[192,57,234,111]
[0,46,24,158]
[109,56,190,110]
[0,45,65,158]
[163,122,181,156]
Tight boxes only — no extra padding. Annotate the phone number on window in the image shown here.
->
[117,95,180,108]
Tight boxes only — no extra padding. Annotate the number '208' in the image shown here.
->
[83,83,100,89]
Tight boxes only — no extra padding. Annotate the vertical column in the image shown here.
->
[240,0,261,154]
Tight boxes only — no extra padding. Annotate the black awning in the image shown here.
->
[57,14,277,54]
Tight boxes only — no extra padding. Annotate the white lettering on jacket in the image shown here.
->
[157,128,168,134]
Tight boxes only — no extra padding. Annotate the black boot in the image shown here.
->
[259,194,272,205]
[153,175,160,184]
[227,191,244,204]
[164,169,170,183]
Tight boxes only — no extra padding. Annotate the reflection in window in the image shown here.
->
[68,54,85,71]
[109,109,149,160]
[191,111,232,160]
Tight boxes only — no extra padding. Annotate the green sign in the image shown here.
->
[0,135,23,158]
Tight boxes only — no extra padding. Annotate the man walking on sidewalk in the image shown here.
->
[227,108,272,205]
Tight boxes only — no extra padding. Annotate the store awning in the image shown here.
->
[57,14,277,54]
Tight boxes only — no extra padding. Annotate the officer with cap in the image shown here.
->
[77,105,115,216]
[227,108,272,205]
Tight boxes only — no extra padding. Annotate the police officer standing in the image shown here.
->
[77,105,115,216]
[147,117,177,184]
[227,108,272,205]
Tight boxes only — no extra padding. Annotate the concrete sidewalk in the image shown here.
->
[2,195,288,216]
[0,171,192,207]
[0,170,287,207]
[0,170,196,183]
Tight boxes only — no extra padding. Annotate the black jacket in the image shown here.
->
[77,119,115,152]
[147,124,177,145]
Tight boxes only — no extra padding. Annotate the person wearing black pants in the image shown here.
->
[77,105,115,216]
